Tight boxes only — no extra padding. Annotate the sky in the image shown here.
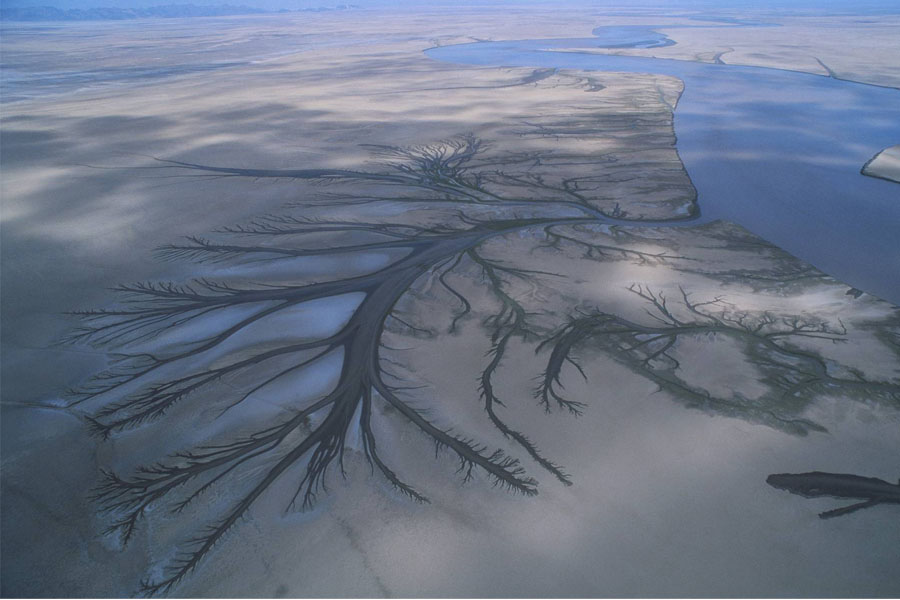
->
[0,0,900,16]
[4,0,900,13]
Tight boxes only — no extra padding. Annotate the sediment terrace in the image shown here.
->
[2,8,899,598]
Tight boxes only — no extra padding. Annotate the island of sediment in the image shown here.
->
[862,145,900,183]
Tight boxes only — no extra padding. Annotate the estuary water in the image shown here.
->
[427,34,900,305]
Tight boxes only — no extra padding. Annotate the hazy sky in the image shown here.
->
[4,0,900,14]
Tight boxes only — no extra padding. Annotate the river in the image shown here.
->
[427,28,900,305]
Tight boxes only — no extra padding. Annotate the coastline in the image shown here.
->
[862,144,900,184]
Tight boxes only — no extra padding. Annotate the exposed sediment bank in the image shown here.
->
[427,36,900,304]
[3,9,900,598]
[862,144,900,184]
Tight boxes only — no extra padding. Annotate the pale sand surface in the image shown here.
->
[863,144,900,183]
[557,14,900,89]
[2,6,899,597]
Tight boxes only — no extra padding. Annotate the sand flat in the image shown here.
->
[862,144,900,183]
[2,6,899,598]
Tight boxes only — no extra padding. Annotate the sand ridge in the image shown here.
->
[2,6,899,597]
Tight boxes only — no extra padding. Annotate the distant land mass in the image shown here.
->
[2,0,898,19]
[0,3,358,20]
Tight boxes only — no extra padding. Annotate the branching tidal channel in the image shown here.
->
[65,135,900,594]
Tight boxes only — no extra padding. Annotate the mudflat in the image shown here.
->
[1,5,898,597]
[863,145,900,183]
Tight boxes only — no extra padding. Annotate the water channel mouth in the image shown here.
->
[426,26,900,305]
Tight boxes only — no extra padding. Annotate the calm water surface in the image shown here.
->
[427,35,900,304]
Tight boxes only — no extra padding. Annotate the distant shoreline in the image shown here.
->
[0,3,359,21]
[861,145,900,184]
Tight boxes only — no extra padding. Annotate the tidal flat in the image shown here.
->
[1,4,899,597]
[863,145,900,184]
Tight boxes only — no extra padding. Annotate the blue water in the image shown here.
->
[426,33,900,305]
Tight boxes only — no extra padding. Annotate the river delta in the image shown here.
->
[1,3,899,597]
